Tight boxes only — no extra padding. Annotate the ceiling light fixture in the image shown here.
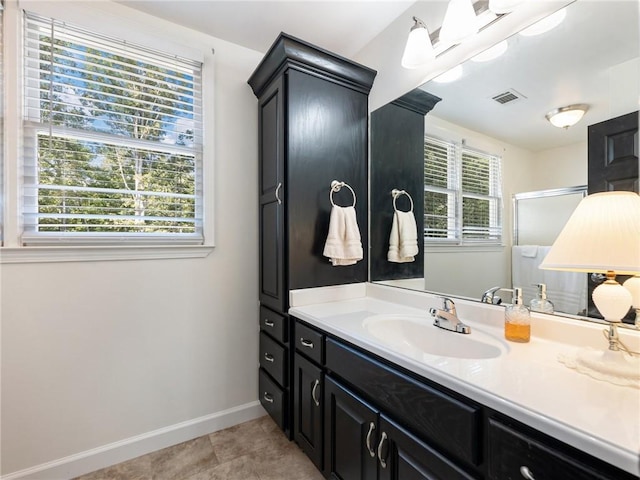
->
[488,0,524,14]
[471,40,508,62]
[545,104,589,129]
[439,0,479,45]
[401,16,434,69]
[519,8,567,36]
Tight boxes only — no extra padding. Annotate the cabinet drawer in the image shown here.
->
[295,321,324,365]
[259,368,286,430]
[326,338,481,468]
[260,306,288,344]
[259,331,288,387]
[487,417,635,480]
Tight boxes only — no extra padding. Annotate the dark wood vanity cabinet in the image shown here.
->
[248,33,375,436]
[293,321,326,470]
[292,317,637,480]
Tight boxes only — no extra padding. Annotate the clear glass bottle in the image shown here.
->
[505,287,531,343]
[530,283,554,314]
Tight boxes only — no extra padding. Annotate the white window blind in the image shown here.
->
[424,136,503,244]
[22,12,203,245]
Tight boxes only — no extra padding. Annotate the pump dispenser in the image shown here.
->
[530,283,554,314]
[505,287,531,343]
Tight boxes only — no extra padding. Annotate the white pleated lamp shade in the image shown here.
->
[540,191,640,275]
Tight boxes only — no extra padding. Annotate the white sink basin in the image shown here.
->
[362,314,506,360]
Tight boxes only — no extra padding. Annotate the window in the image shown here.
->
[424,136,502,244]
[22,13,203,245]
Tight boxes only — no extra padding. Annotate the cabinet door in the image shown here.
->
[378,415,475,480]
[324,376,378,480]
[293,353,323,469]
[258,75,286,313]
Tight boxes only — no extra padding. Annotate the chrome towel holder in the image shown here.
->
[331,180,356,207]
[391,189,414,212]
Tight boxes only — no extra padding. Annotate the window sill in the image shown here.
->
[0,245,215,264]
[424,243,505,254]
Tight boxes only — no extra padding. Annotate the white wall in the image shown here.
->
[1,2,264,477]
[529,141,587,190]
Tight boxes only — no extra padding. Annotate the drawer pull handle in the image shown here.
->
[311,379,321,407]
[263,392,274,403]
[264,319,275,327]
[365,422,376,458]
[300,338,314,349]
[264,353,275,363]
[377,432,388,469]
[520,466,535,480]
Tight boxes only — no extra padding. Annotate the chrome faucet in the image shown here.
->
[430,297,471,334]
[481,286,503,305]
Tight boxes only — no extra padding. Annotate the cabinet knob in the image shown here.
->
[275,182,282,205]
[365,422,376,458]
[264,319,275,327]
[377,431,388,469]
[311,379,321,407]
[264,353,275,363]
[300,338,314,349]
[520,466,535,480]
[263,392,274,404]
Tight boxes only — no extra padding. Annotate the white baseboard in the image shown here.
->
[2,401,266,480]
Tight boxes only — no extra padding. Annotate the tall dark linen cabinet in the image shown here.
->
[247,33,376,437]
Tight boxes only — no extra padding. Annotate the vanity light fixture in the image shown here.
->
[439,0,479,45]
[471,40,508,62]
[545,104,589,129]
[540,191,640,387]
[489,0,523,14]
[519,8,567,36]
[432,64,463,83]
[401,16,434,69]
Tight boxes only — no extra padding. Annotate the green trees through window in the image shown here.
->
[23,13,203,241]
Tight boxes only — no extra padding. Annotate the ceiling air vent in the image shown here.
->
[491,89,525,105]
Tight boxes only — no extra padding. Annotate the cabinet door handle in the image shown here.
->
[377,431,388,469]
[520,466,535,480]
[311,379,320,407]
[300,338,314,349]
[264,353,275,363]
[275,182,282,205]
[263,392,274,403]
[263,319,275,327]
[365,422,376,458]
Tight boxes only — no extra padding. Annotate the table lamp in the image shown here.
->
[540,191,640,386]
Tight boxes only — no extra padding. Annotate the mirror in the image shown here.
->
[370,0,639,322]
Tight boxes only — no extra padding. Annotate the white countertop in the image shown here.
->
[289,283,640,476]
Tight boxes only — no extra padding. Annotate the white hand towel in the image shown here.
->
[519,245,538,258]
[388,210,419,263]
[323,206,363,266]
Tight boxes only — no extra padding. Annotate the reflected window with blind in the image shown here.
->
[424,136,503,245]
[22,13,203,245]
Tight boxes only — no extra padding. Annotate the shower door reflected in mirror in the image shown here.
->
[512,186,587,315]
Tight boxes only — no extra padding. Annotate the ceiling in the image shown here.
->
[116,0,639,152]
[116,0,415,59]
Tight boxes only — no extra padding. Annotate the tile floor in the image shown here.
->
[73,416,324,480]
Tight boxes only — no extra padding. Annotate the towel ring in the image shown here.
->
[391,189,414,213]
[330,180,357,207]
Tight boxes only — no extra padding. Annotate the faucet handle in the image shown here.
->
[443,297,456,315]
